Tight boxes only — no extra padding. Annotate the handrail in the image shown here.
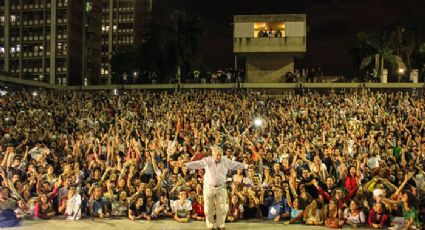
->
[1,75,424,90]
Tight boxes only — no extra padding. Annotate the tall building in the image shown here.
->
[233,14,307,83]
[0,0,102,86]
[100,0,152,84]
[0,0,153,86]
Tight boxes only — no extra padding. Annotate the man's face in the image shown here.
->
[12,174,20,183]
[274,189,282,200]
[326,177,334,188]
[178,191,187,200]
[302,170,309,179]
[0,189,9,200]
[212,149,222,163]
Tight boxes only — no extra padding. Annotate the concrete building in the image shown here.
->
[0,0,152,86]
[100,0,152,84]
[233,14,307,83]
[0,0,103,86]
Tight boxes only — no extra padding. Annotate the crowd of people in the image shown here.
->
[0,88,424,229]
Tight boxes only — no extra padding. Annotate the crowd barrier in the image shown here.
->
[1,75,424,90]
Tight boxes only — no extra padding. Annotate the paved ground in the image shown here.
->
[4,219,372,230]
[10,219,369,230]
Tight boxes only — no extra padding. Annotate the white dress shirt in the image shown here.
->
[185,156,248,187]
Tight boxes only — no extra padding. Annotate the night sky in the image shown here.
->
[154,0,425,76]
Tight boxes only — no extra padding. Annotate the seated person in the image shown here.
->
[323,199,344,228]
[89,186,110,218]
[344,200,366,228]
[227,194,243,222]
[34,193,55,219]
[368,202,390,229]
[191,194,205,221]
[128,196,151,220]
[59,185,82,220]
[171,190,192,223]
[284,196,304,225]
[152,193,173,218]
[261,187,290,222]
[303,199,323,225]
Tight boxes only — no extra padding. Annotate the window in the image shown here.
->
[253,22,285,38]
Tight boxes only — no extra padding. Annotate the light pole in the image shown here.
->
[82,0,87,86]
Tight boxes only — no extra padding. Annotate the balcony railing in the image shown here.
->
[233,36,306,53]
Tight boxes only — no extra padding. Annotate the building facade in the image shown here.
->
[101,0,151,84]
[0,0,151,86]
[233,14,307,83]
[0,0,103,86]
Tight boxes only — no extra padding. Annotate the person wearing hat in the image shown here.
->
[185,145,248,230]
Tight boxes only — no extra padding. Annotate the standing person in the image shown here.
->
[185,146,248,230]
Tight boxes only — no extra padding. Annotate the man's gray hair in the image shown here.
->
[210,145,223,156]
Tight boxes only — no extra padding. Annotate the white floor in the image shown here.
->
[11,219,366,230]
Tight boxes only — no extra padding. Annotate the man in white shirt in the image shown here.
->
[185,146,248,230]
[64,186,81,220]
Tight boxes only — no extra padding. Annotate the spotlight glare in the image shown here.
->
[32,91,38,96]
[254,118,263,127]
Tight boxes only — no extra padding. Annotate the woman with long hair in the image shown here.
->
[323,199,344,228]
[344,200,366,228]
[368,202,390,229]
[34,193,55,219]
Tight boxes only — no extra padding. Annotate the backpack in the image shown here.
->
[0,209,19,228]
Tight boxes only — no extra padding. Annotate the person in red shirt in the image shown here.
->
[345,165,360,197]
[312,179,357,209]
[368,202,390,229]
[191,194,205,221]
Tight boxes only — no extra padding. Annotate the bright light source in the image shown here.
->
[133,72,137,76]
[32,91,38,96]
[113,89,118,95]
[254,118,263,127]
[398,68,405,74]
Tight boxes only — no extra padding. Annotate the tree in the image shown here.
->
[110,11,203,84]
[386,25,420,71]
[165,11,203,82]
[357,31,397,81]
[110,46,142,84]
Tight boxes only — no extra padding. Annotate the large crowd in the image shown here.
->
[0,88,424,229]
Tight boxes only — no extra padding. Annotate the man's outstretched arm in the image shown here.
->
[185,159,207,170]
[227,158,248,171]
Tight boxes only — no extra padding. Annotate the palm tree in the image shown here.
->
[357,31,398,81]
[386,25,419,71]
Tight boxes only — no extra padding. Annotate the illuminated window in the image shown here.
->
[10,15,17,22]
[253,22,285,38]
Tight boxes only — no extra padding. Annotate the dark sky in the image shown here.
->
[154,0,425,76]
